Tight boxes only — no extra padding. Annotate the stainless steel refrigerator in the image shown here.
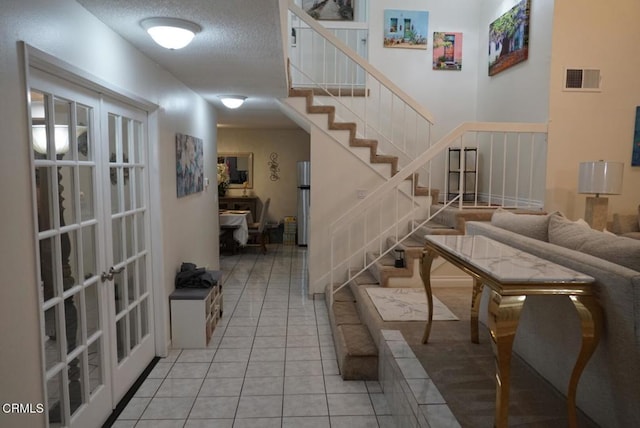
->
[297,161,310,246]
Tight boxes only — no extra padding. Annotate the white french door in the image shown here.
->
[100,98,155,403]
[29,69,154,428]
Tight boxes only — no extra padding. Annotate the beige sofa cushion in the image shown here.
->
[548,213,640,272]
[491,209,551,242]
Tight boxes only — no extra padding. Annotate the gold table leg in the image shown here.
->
[487,290,525,428]
[419,250,435,344]
[566,295,602,428]
[470,278,484,344]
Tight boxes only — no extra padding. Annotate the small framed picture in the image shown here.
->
[302,0,354,21]
[433,32,463,70]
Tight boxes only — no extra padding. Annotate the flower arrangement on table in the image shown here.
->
[217,163,230,197]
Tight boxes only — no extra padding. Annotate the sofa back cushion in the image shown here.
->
[548,213,640,272]
[491,209,551,242]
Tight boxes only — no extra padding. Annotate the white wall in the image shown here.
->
[309,127,387,294]
[217,128,310,223]
[368,0,482,140]
[0,1,218,425]
[546,0,640,219]
[475,0,554,123]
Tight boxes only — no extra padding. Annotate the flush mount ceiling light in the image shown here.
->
[141,17,201,50]
[219,95,247,109]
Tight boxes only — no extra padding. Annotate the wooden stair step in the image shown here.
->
[324,282,378,381]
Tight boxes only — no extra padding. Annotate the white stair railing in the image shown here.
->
[325,122,548,297]
[287,0,435,166]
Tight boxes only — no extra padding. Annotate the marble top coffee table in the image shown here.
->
[419,235,602,428]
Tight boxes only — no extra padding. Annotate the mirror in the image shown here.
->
[217,152,253,188]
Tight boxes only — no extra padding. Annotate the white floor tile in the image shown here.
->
[284,375,325,395]
[236,395,283,418]
[330,415,380,428]
[140,397,195,419]
[166,363,210,379]
[189,396,239,419]
[282,416,330,428]
[207,362,248,378]
[184,419,234,428]
[245,360,286,377]
[285,359,324,377]
[241,376,284,396]
[155,378,203,397]
[199,377,243,397]
[327,393,375,416]
[283,393,329,417]
[233,417,282,428]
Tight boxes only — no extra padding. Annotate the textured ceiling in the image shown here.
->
[76,0,297,128]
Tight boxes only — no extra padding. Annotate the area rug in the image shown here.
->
[365,288,459,321]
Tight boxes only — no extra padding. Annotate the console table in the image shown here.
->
[419,235,602,428]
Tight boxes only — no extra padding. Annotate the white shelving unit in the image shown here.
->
[446,147,478,202]
[170,271,222,349]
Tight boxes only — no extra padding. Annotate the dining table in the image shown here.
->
[219,210,254,246]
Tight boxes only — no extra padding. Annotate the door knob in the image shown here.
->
[101,266,124,282]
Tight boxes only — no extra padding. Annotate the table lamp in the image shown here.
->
[578,160,624,231]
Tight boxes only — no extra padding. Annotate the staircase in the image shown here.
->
[283,1,548,298]
[288,87,439,201]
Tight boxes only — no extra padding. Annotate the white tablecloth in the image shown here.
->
[219,210,254,246]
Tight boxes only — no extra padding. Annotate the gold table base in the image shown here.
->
[420,243,602,428]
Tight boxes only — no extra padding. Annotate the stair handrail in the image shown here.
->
[328,121,548,233]
[287,0,436,126]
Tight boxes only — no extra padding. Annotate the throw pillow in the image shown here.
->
[491,209,551,242]
[574,218,590,228]
[548,213,640,272]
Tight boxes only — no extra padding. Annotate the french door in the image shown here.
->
[29,69,154,428]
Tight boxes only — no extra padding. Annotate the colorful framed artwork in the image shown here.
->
[176,133,204,198]
[633,107,640,166]
[433,32,463,70]
[302,0,354,21]
[488,0,530,76]
[384,9,429,50]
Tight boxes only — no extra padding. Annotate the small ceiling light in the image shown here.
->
[141,17,201,50]
[219,96,247,109]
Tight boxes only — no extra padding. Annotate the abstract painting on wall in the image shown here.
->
[433,32,463,70]
[302,0,354,21]
[488,0,530,76]
[176,133,204,198]
[384,9,428,49]
[633,107,640,166]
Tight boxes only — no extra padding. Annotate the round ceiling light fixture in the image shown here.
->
[141,17,201,50]
[219,95,247,109]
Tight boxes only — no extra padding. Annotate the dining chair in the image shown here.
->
[247,197,270,253]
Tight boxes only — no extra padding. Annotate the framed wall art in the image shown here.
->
[433,32,463,70]
[302,0,354,21]
[383,9,429,50]
[488,0,530,76]
[176,133,204,198]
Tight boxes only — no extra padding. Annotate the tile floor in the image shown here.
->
[112,245,395,428]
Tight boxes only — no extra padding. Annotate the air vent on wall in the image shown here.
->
[563,68,601,92]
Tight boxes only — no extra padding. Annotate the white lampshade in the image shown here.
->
[32,124,88,155]
[141,18,201,50]
[32,124,70,155]
[219,96,247,109]
[578,160,624,195]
